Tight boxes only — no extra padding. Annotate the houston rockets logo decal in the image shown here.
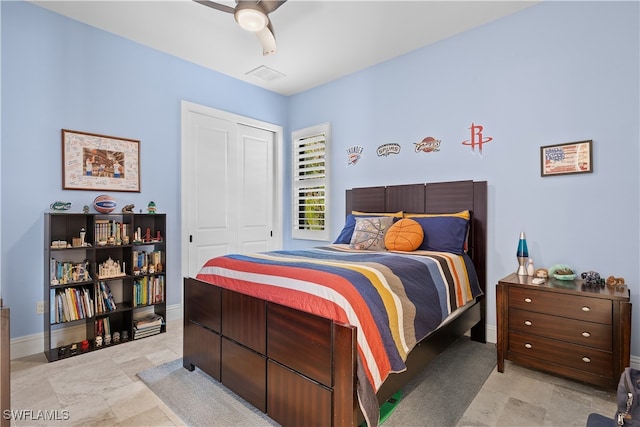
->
[461,122,493,155]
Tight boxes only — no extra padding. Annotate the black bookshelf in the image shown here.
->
[44,212,167,362]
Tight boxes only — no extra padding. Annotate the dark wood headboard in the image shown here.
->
[345,180,488,300]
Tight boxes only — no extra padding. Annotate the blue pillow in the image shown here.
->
[334,214,358,244]
[412,216,469,254]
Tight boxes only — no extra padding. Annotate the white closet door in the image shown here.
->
[182,103,277,278]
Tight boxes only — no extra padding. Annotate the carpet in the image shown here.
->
[138,336,496,427]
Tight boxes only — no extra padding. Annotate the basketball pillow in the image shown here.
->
[349,216,394,251]
[384,218,424,251]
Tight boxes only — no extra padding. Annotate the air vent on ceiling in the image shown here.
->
[245,65,286,82]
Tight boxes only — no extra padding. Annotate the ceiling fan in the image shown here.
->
[194,0,287,56]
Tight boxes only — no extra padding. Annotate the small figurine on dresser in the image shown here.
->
[147,201,157,214]
[535,268,548,280]
[606,275,626,291]
[527,259,535,276]
[581,271,605,287]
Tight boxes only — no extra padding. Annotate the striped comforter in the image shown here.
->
[196,244,482,426]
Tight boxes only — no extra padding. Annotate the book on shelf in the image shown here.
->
[133,276,165,307]
[133,313,164,340]
[51,286,93,324]
[132,250,164,275]
[94,220,130,245]
[133,327,162,339]
[95,281,117,313]
[95,317,111,337]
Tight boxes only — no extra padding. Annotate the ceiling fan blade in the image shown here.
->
[255,24,276,56]
[193,0,235,14]
[259,0,286,15]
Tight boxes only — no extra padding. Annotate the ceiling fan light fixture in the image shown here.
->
[235,8,268,32]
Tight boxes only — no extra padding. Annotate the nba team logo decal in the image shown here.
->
[414,137,441,153]
[461,122,493,156]
[346,145,364,165]
[377,143,401,157]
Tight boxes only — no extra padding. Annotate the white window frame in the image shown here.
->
[291,122,330,241]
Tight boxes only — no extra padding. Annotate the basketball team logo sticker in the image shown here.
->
[346,145,364,165]
[414,136,441,153]
[376,143,401,157]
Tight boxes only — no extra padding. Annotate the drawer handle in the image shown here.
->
[524,298,532,303]
[582,357,591,363]
[582,306,590,312]
[582,331,591,338]
[524,343,532,349]
[524,320,532,326]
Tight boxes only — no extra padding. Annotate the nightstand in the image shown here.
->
[496,273,631,389]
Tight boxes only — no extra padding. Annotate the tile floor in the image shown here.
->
[9,319,617,426]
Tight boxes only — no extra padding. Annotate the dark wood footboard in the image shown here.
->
[183,277,358,426]
[184,277,485,426]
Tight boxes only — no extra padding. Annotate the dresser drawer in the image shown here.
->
[509,287,612,324]
[509,331,613,376]
[509,308,611,350]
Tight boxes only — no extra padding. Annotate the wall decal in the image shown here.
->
[414,137,441,153]
[346,145,364,165]
[461,122,493,155]
[377,143,401,157]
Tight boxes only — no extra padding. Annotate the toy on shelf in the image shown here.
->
[97,257,125,279]
[50,201,71,211]
[122,204,135,213]
[94,195,116,213]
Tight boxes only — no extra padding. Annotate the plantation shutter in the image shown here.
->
[292,123,330,241]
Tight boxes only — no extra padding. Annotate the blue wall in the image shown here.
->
[1,1,287,338]
[2,1,639,357]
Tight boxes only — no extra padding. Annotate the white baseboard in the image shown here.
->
[486,323,497,344]
[631,354,640,370]
[11,308,640,370]
[10,303,182,360]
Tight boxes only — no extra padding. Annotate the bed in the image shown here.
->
[182,180,487,427]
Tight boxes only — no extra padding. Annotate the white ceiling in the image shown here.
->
[31,0,539,96]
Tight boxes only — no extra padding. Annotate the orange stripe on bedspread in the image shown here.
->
[438,252,471,307]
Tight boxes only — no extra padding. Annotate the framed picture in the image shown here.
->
[540,140,593,177]
[62,129,140,192]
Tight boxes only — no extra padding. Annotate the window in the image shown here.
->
[292,123,330,241]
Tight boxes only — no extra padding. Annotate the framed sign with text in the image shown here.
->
[540,140,592,177]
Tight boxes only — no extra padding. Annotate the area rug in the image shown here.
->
[138,336,496,427]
